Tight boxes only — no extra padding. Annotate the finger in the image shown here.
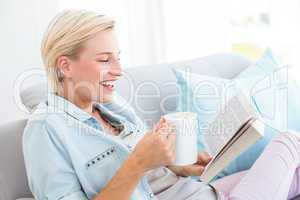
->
[160,117,166,123]
[168,133,176,152]
[153,118,165,133]
[156,118,167,131]
[158,122,174,137]
[197,154,212,165]
[197,152,212,165]
[162,122,176,135]
[167,130,176,143]
[164,121,175,130]
[183,164,205,176]
[153,122,160,133]
[167,134,176,158]
[155,125,167,139]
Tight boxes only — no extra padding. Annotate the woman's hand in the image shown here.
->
[167,152,212,177]
[130,117,177,173]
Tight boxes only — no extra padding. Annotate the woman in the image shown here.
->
[23,10,300,200]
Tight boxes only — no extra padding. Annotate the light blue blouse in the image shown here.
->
[22,93,155,200]
[23,92,219,200]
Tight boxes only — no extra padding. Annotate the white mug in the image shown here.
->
[164,112,198,166]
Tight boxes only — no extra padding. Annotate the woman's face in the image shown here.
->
[63,30,122,103]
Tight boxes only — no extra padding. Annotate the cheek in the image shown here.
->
[73,61,103,82]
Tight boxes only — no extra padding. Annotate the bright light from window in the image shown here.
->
[59,0,300,67]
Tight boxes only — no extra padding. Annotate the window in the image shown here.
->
[59,0,300,67]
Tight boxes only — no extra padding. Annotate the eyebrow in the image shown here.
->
[96,50,121,55]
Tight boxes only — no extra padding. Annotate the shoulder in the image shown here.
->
[23,102,72,157]
[22,105,86,200]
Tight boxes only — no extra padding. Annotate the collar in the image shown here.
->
[93,103,125,131]
[46,93,93,122]
[46,93,125,131]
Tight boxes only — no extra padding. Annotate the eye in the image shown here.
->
[97,59,109,63]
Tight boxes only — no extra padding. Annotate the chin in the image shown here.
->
[98,93,115,103]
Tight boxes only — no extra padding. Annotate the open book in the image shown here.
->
[200,92,265,183]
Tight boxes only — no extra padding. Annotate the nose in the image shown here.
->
[108,60,123,77]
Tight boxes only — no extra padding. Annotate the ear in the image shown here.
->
[56,56,73,79]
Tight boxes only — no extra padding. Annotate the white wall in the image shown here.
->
[0,0,58,124]
[0,0,166,124]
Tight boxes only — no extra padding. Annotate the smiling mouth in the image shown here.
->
[99,80,116,89]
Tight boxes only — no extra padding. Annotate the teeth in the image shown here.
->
[100,81,115,88]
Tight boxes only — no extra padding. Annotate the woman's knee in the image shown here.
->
[273,131,300,145]
[271,131,300,160]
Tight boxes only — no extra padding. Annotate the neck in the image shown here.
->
[73,95,94,115]
[57,85,94,115]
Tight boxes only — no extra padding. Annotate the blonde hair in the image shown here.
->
[41,10,115,92]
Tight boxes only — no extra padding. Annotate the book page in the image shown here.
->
[212,118,254,162]
[201,119,265,182]
[204,92,257,156]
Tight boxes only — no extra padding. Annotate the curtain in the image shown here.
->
[58,0,166,67]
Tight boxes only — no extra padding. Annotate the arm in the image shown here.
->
[93,118,176,200]
[92,154,144,200]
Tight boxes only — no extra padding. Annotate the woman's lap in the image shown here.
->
[156,177,218,200]
[211,170,248,197]
[154,133,300,199]
[211,132,300,200]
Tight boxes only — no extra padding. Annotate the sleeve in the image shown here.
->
[23,121,89,200]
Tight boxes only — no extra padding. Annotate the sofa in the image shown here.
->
[0,53,255,200]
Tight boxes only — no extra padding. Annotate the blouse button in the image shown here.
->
[126,144,133,150]
[149,193,154,198]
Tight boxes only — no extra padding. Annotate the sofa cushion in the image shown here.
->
[16,198,34,200]
[20,81,47,113]
[173,49,299,181]
[0,119,33,200]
